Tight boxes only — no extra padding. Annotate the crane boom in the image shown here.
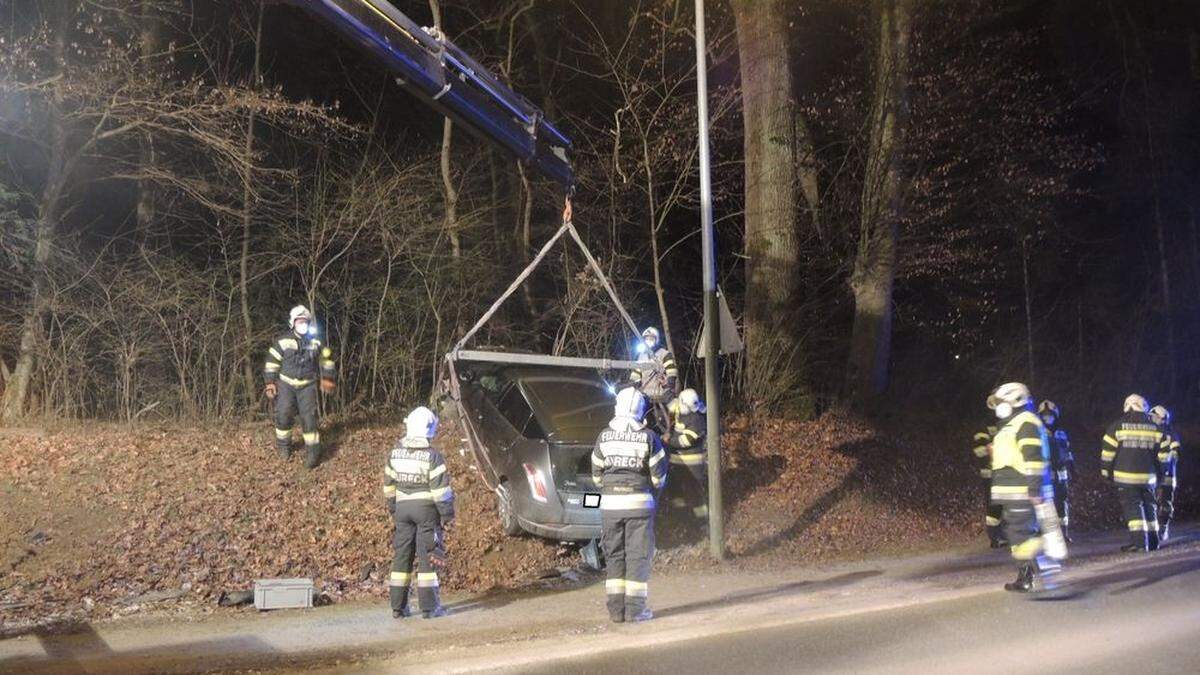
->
[285,0,573,186]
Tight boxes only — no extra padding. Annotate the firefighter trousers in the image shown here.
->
[274,382,320,462]
[1052,480,1070,535]
[666,458,709,521]
[601,511,655,621]
[390,502,442,612]
[1117,485,1158,549]
[1000,500,1042,562]
[983,480,1005,544]
[1158,485,1176,531]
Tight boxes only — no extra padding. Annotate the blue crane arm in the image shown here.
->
[284,0,573,186]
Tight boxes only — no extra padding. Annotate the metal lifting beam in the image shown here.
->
[287,0,574,186]
[453,350,640,372]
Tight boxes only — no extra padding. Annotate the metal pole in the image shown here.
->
[694,0,723,561]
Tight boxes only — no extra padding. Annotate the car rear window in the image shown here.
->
[521,377,613,444]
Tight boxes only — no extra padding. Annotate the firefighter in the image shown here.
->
[664,388,708,522]
[263,305,336,469]
[383,406,455,619]
[1100,394,1170,552]
[1148,404,1181,543]
[592,387,668,623]
[987,382,1059,592]
[1039,400,1074,543]
[629,327,678,434]
[971,421,1005,548]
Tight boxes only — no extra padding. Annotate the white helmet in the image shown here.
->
[404,406,439,438]
[641,327,660,345]
[987,382,1031,410]
[614,387,647,421]
[289,304,312,329]
[1123,394,1149,414]
[678,388,706,414]
[1149,404,1170,425]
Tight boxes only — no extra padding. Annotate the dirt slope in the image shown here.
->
[2,410,1187,632]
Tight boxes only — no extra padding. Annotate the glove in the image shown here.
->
[264,383,277,400]
[320,378,336,393]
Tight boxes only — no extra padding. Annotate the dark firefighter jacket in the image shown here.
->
[591,422,668,516]
[264,333,336,388]
[383,437,455,522]
[1101,412,1170,487]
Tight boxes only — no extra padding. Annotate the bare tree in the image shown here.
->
[845,0,912,406]
[731,0,814,407]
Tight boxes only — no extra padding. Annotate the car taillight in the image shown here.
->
[523,463,549,504]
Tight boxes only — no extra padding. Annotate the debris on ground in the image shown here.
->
[0,410,1189,632]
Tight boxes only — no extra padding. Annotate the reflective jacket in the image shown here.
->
[383,437,455,521]
[264,332,336,387]
[971,424,999,480]
[667,410,706,467]
[990,410,1051,502]
[1100,412,1170,487]
[591,420,668,515]
[1161,425,1181,488]
[630,348,677,400]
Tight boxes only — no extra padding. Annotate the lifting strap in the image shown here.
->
[451,197,640,355]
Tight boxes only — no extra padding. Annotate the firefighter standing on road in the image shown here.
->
[664,388,709,522]
[987,382,1060,592]
[971,421,1005,548]
[593,387,668,623]
[630,327,678,434]
[1101,394,1170,552]
[263,305,336,469]
[1148,404,1181,543]
[1039,400,1074,543]
[384,406,455,619]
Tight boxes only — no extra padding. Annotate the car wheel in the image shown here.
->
[496,482,523,536]
[579,538,604,571]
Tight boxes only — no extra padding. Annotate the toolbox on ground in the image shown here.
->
[253,578,314,610]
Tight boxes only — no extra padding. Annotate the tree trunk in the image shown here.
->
[430,0,461,258]
[1021,235,1036,382]
[2,21,70,422]
[845,0,911,406]
[135,0,163,237]
[732,0,803,403]
[238,1,264,409]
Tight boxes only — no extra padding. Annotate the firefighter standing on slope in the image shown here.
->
[987,382,1064,592]
[263,305,336,469]
[384,406,455,619]
[664,388,708,522]
[1148,404,1181,543]
[971,420,1005,548]
[1100,394,1170,552]
[592,387,668,623]
[1039,400,1074,543]
[630,327,678,434]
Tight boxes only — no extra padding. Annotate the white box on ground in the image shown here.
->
[254,578,314,610]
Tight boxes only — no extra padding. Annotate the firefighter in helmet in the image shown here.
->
[1101,394,1170,552]
[384,406,455,619]
[263,305,336,468]
[971,421,1005,548]
[592,387,668,623]
[1148,404,1181,543]
[987,382,1062,592]
[664,388,709,523]
[1038,400,1074,542]
[629,326,678,434]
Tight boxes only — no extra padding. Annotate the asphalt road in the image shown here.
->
[512,549,1200,675]
[5,530,1199,674]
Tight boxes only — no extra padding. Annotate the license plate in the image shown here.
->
[583,493,601,508]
